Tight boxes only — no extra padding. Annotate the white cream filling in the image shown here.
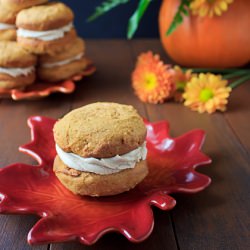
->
[0,66,34,77]
[56,142,147,175]
[17,22,73,41]
[0,23,16,30]
[41,53,84,69]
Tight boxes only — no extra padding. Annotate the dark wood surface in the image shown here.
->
[0,40,249,250]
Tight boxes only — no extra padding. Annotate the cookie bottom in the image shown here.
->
[38,57,88,82]
[0,29,16,41]
[53,155,148,197]
[17,28,77,55]
[0,72,35,89]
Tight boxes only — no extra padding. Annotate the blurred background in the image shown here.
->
[63,0,161,38]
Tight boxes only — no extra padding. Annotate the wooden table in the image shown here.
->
[0,40,249,250]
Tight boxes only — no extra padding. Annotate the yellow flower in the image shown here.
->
[183,73,232,114]
[170,66,193,102]
[132,51,174,104]
[190,0,234,17]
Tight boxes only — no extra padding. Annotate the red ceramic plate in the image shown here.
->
[0,116,211,245]
[0,59,95,101]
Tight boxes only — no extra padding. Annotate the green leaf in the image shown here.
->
[182,7,189,16]
[87,0,130,22]
[127,0,152,39]
[166,0,190,36]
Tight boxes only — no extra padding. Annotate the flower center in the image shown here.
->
[199,88,214,102]
[144,72,157,90]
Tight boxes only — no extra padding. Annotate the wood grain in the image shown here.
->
[224,82,250,154]
[0,39,249,250]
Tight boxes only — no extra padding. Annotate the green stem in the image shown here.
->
[185,68,250,74]
[229,74,250,89]
[223,71,250,79]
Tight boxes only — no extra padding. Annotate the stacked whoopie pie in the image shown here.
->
[0,0,88,89]
[0,5,17,41]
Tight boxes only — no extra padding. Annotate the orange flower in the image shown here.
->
[132,51,174,104]
[183,73,232,114]
[190,0,234,17]
[170,66,193,102]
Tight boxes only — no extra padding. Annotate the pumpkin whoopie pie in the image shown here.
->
[16,2,77,55]
[53,102,148,197]
[0,4,17,41]
[38,38,87,82]
[0,41,37,89]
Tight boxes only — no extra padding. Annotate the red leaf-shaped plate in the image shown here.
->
[0,59,96,101]
[0,116,211,245]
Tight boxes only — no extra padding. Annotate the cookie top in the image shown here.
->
[53,102,147,158]
[1,0,48,11]
[16,2,74,31]
[0,4,17,24]
[39,38,85,64]
[0,41,37,67]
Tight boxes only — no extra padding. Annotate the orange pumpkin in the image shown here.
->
[159,0,250,68]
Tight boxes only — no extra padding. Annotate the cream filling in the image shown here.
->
[55,142,147,175]
[17,22,73,41]
[0,23,16,30]
[41,53,84,69]
[0,66,34,77]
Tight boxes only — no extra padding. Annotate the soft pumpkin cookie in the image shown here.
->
[1,0,49,11]
[53,102,148,196]
[53,156,148,197]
